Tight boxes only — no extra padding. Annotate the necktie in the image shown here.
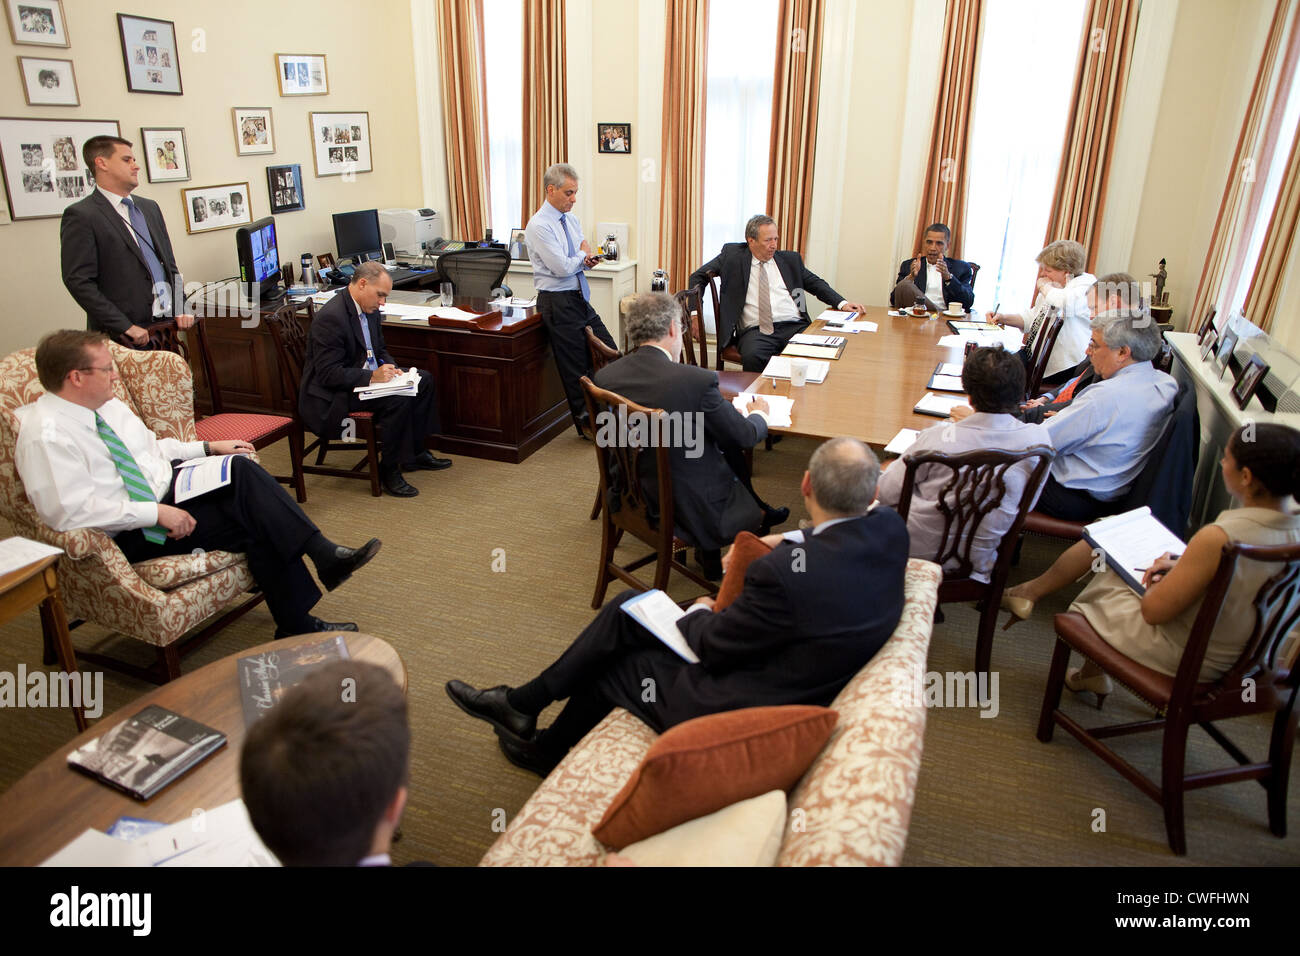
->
[95,412,167,545]
[1056,369,1086,403]
[357,314,378,370]
[121,197,168,297]
[757,261,774,335]
[559,214,590,300]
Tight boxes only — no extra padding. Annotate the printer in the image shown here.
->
[378,208,443,254]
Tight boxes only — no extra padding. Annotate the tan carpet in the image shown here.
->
[0,432,1296,866]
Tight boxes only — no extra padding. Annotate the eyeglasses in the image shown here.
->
[76,365,115,375]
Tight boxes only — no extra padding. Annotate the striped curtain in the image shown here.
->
[1043,0,1138,273]
[765,0,826,252]
[1190,0,1299,331]
[1244,125,1300,333]
[434,0,492,239]
[521,0,569,222]
[658,0,709,293]
[913,0,981,258]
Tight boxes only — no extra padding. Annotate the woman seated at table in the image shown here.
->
[875,347,1052,583]
[988,239,1095,386]
[1001,423,1300,706]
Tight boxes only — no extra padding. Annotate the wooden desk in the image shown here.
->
[0,553,81,732]
[725,306,968,447]
[0,632,404,866]
[192,288,569,464]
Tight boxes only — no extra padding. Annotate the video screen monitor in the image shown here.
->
[333,208,383,261]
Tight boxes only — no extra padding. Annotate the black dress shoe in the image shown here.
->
[497,732,561,778]
[445,680,536,740]
[382,470,419,497]
[406,452,453,471]
[317,538,382,592]
[694,548,723,581]
[759,506,790,535]
[274,616,360,639]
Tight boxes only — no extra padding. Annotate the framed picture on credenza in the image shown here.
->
[1231,354,1269,410]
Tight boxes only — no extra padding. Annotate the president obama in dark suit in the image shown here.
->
[298,263,450,498]
[60,135,194,347]
[447,436,909,776]
[690,214,866,372]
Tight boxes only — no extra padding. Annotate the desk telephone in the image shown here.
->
[431,239,468,253]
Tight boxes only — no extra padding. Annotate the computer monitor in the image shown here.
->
[235,216,283,302]
[333,208,383,262]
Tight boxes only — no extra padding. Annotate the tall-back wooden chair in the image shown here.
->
[1038,540,1300,854]
[674,288,708,368]
[700,270,744,370]
[585,325,620,375]
[580,376,718,607]
[264,302,383,497]
[895,445,1055,677]
[1024,307,1064,399]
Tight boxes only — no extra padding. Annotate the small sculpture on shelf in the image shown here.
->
[1150,258,1168,307]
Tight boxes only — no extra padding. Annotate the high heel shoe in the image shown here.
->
[1065,666,1113,710]
[999,593,1034,630]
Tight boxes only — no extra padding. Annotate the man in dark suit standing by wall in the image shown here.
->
[890,223,975,312]
[593,291,787,578]
[60,135,193,346]
[690,214,865,372]
[298,262,450,498]
[446,436,908,776]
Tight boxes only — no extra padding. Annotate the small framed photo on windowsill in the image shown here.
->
[1231,354,1269,410]
[1214,328,1239,380]
[1199,329,1217,363]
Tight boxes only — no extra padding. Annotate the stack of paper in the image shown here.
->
[354,367,420,400]
[732,393,794,427]
[913,392,966,418]
[1082,507,1186,595]
[929,374,965,392]
[760,356,830,383]
[790,333,845,347]
[431,306,487,321]
[884,428,920,456]
[0,536,62,578]
[381,303,438,322]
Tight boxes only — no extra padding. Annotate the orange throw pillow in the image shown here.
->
[715,531,773,610]
[591,705,838,849]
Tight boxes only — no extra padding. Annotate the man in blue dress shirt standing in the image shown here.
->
[525,163,618,436]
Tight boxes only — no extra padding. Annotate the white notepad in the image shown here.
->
[1082,507,1186,595]
[732,393,794,427]
[760,356,830,383]
[913,392,965,417]
[884,428,920,456]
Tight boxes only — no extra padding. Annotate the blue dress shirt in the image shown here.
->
[1043,361,1177,500]
[525,201,589,295]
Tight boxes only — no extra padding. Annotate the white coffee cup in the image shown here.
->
[947,302,965,316]
[789,358,809,387]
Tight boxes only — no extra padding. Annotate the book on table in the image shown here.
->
[1081,506,1186,595]
[238,633,351,726]
[66,705,226,801]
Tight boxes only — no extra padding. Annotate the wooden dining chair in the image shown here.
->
[580,376,718,607]
[1024,307,1064,400]
[674,288,708,368]
[584,329,622,520]
[1037,540,1300,855]
[894,445,1055,677]
[699,270,745,371]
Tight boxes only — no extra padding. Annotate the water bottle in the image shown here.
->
[651,269,668,292]
[604,234,619,261]
[300,254,313,287]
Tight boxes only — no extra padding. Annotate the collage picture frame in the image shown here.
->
[308,111,372,177]
[181,181,252,234]
[0,116,119,219]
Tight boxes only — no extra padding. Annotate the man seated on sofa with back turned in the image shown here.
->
[690,214,867,372]
[445,437,908,777]
[889,223,976,313]
[242,661,416,866]
[15,330,381,637]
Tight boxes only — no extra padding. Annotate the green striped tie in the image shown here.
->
[95,412,167,545]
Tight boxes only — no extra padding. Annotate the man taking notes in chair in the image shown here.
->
[690,214,866,372]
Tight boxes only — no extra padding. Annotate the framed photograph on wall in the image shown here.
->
[308,111,372,176]
[17,56,77,105]
[597,123,631,154]
[266,163,303,213]
[276,53,328,96]
[0,116,119,219]
[1231,354,1269,410]
[180,181,251,234]
[140,127,189,183]
[117,14,182,95]
[232,107,274,156]
[5,0,68,47]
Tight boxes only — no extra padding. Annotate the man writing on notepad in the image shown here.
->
[690,214,866,372]
[445,437,908,777]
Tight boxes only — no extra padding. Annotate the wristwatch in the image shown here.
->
[203,441,211,456]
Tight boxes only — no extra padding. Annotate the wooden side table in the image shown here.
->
[0,553,83,732]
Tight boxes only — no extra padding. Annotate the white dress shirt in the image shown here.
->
[924,263,945,306]
[1021,273,1095,378]
[525,201,587,293]
[740,256,849,332]
[15,392,204,534]
[97,184,142,249]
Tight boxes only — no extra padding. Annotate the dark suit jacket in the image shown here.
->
[298,290,395,438]
[60,190,181,337]
[1018,359,1098,423]
[891,256,975,309]
[606,511,910,730]
[689,244,845,351]
[594,345,767,551]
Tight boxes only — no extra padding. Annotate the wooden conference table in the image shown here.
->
[719,305,973,448]
[0,632,404,866]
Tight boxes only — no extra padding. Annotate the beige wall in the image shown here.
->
[0,0,421,357]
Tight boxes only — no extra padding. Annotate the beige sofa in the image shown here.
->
[481,558,942,866]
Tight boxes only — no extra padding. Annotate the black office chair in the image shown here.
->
[436,248,511,298]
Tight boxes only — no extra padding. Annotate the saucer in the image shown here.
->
[945,309,966,317]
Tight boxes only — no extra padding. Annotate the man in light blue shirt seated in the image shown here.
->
[1038,311,1177,521]
[524,163,617,436]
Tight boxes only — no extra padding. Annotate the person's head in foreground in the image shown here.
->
[805,436,880,519]
[241,660,410,866]
[962,346,1025,415]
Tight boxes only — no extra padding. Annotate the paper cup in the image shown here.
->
[790,359,809,387]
